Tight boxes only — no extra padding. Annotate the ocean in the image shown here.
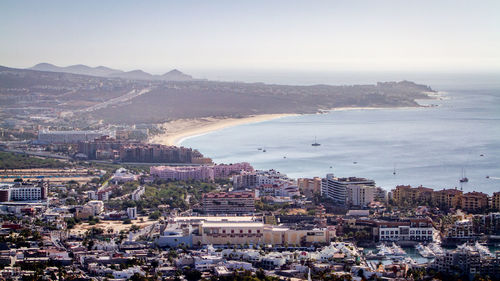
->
[181,72,500,194]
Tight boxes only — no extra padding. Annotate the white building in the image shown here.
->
[347,185,376,207]
[87,200,104,215]
[0,182,48,202]
[37,130,108,144]
[131,186,145,201]
[321,174,375,205]
[112,168,138,184]
[378,219,435,242]
[127,207,137,220]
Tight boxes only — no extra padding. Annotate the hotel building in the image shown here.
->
[432,188,463,210]
[202,191,255,214]
[490,192,500,211]
[378,218,435,242]
[391,185,433,206]
[460,192,489,212]
[0,182,48,202]
[38,130,107,144]
[321,174,375,205]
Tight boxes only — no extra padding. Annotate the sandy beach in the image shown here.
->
[149,114,296,146]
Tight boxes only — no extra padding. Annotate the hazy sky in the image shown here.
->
[1,0,499,73]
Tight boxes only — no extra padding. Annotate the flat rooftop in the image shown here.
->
[173,216,260,223]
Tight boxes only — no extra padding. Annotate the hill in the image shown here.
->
[0,65,434,125]
[29,63,193,81]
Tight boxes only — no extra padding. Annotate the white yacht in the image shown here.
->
[428,242,444,255]
[416,243,435,258]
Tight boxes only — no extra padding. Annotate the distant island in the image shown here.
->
[0,64,435,144]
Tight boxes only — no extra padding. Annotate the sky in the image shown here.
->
[0,0,499,74]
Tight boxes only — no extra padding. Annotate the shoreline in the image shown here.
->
[149,93,440,147]
[149,114,297,146]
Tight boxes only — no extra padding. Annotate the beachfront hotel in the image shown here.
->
[321,174,376,205]
[151,165,215,181]
[150,162,254,182]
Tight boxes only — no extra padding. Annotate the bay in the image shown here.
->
[181,73,500,194]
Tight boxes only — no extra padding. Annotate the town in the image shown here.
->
[0,129,498,281]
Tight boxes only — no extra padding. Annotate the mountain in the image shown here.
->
[30,63,123,77]
[108,69,155,80]
[160,69,193,81]
[1,64,434,125]
[30,63,62,72]
[28,63,194,81]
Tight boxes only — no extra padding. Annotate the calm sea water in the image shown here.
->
[181,73,500,194]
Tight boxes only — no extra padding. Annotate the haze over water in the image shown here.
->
[182,72,500,194]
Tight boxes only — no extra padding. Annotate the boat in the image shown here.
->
[263,149,266,152]
[353,161,357,164]
[390,242,406,256]
[474,242,493,257]
[283,156,286,159]
[480,154,484,156]
[257,148,262,151]
[428,243,444,255]
[376,244,394,258]
[311,137,321,147]
[459,168,468,183]
[486,175,490,179]
[416,243,435,258]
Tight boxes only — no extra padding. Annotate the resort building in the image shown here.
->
[213,163,253,179]
[346,185,378,207]
[151,165,215,181]
[391,185,433,206]
[445,219,476,240]
[432,188,463,210]
[460,192,489,212]
[297,177,322,197]
[194,221,336,246]
[321,174,375,205]
[232,169,293,190]
[378,218,435,242]
[491,192,500,211]
[120,144,197,163]
[38,129,108,144]
[202,191,255,214]
[111,168,138,184]
[0,182,48,202]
